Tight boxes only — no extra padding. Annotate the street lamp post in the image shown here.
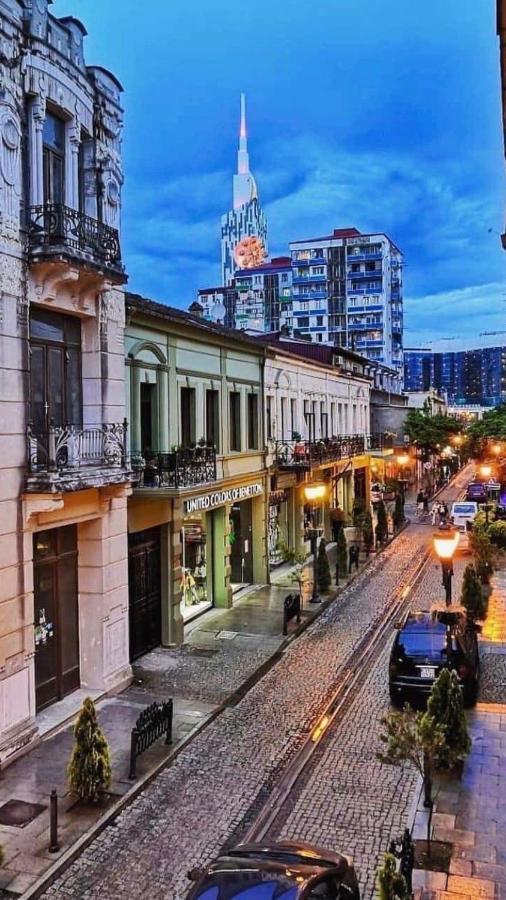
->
[303,482,327,604]
[433,526,460,606]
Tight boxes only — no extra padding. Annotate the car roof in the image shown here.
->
[400,612,447,634]
[199,842,348,892]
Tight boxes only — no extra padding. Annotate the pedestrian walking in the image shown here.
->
[416,491,424,517]
[430,502,438,526]
[348,544,359,573]
[423,492,429,513]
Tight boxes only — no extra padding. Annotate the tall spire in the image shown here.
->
[237,92,249,175]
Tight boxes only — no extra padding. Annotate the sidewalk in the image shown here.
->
[0,537,371,895]
[412,562,506,900]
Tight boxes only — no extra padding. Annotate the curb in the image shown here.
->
[19,507,437,898]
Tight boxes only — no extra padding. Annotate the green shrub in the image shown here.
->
[316,539,332,592]
[377,852,408,900]
[68,697,111,803]
[376,500,388,544]
[460,563,487,623]
[427,669,472,767]
[488,520,506,549]
[362,510,374,555]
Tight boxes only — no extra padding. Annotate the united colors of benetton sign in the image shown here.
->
[185,482,263,515]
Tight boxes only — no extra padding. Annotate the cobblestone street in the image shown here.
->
[39,471,470,900]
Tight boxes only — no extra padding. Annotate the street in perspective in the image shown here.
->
[0,1,505,899]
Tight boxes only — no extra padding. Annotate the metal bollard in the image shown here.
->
[49,789,59,853]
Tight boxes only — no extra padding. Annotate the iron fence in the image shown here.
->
[27,421,128,473]
[274,433,392,469]
[28,204,122,269]
[132,445,217,489]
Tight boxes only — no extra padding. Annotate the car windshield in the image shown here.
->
[195,881,299,899]
[398,631,448,656]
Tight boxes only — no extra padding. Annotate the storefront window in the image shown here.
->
[268,491,289,568]
[181,513,212,621]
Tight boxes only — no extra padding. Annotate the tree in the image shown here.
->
[68,697,111,803]
[467,404,506,457]
[362,509,374,555]
[378,706,447,854]
[336,527,348,580]
[392,493,405,531]
[469,525,494,586]
[317,538,332,592]
[377,853,408,900]
[403,409,463,457]
[376,500,388,544]
[427,669,472,767]
[460,563,487,623]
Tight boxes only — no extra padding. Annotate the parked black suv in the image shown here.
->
[389,609,479,707]
[185,840,361,900]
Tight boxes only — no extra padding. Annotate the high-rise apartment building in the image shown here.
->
[235,257,292,332]
[404,336,506,406]
[289,228,403,377]
[220,95,268,285]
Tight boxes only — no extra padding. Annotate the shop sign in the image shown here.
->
[269,490,288,505]
[185,482,263,514]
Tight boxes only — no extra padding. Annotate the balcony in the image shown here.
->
[26,422,130,493]
[132,446,217,490]
[346,252,382,262]
[274,436,367,469]
[292,289,327,301]
[27,204,123,275]
[348,321,383,331]
[292,255,325,265]
[292,273,326,284]
[346,269,382,279]
[347,286,382,295]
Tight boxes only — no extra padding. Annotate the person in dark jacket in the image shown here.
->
[348,544,359,573]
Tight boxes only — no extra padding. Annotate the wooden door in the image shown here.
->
[128,528,162,661]
[34,526,79,711]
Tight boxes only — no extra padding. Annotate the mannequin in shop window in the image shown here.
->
[194,558,207,601]
[182,568,199,606]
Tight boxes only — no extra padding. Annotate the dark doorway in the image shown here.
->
[128,528,162,661]
[229,500,253,586]
[140,383,156,452]
[33,526,79,712]
[30,308,82,436]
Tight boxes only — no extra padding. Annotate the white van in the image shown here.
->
[451,501,478,552]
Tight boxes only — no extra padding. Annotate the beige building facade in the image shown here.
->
[263,339,389,567]
[125,296,269,649]
[0,2,131,762]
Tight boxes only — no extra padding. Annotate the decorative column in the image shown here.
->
[30,98,45,205]
[157,367,169,450]
[131,365,142,452]
[66,120,81,209]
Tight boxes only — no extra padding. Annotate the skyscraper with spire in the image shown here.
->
[220,94,268,285]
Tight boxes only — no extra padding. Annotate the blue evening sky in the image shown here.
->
[52,0,505,345]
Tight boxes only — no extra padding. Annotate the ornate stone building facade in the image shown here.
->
[0,1,130,762]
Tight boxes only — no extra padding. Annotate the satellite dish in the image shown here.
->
[210,303,226,323]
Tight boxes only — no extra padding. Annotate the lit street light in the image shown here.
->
[433,527,460,606]
[303,482,327,604]
[480,464,493,480]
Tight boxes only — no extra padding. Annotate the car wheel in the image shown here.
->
[463,678,478,707]
[389,687,403,708]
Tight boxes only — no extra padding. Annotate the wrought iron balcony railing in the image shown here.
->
[27,421,128,472]
[28,204,122,270]
[132,446,217,489]
[274,433,393,469]
[26,421,130,491]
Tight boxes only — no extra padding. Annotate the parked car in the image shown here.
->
[465,482,488,503]
[185,841,361,900]
[450,501,478,553]
[389,609,479,707]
